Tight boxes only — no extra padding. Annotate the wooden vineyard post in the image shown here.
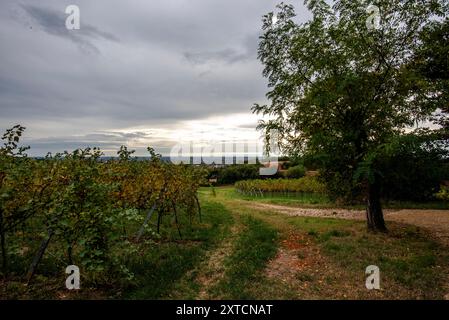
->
[136,204,157,242]
[27,229,54,284]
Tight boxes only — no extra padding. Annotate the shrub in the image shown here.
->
[436,186,449,201]
[207,165,261,185]
[378,133,449,202]
[286,165,306,179]
[235,176,326,194]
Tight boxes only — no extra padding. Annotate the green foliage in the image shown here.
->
[0,126,206,283]
[286,165,306,179]
[413,18,449,129]
[376,132,449,201]
[215,216,278,299]
[207,165,261,185]
[124,200,234,299]
[253,1,448,211]
[235,176,326,195]
[0,125,36,273]
[117,146,135,161]
[1,125,29,157]
[436,186,449,201]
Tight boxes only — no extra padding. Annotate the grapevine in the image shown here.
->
[0,126,206,283]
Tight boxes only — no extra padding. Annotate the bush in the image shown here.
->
[208,165,261,185]
[0,126,206,282]
[436,186,449,201]
[286,165,306,179]
[235,176,326,194]
[319,132,449,203]
[378,133,449,202]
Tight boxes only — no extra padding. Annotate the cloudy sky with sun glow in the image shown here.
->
[0,0,311,156]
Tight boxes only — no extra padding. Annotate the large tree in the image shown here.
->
[253,0,448,231]
[413,18,449,130]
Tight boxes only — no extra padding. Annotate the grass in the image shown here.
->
[204,187,333,208]
[0,200,235,300]
[122,201,234,299]
[205,186,449,210]
[3,185,448,300]
[277,216,449,298]
[211,216,278,299]
[200,186,449,299]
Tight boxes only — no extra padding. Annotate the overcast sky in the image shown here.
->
[0,0,311,156]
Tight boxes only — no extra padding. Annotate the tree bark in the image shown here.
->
[194,195,202,223]
[366,179,387,232]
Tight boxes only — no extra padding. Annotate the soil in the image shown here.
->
[265,232,322,283]
[386,210,449,246]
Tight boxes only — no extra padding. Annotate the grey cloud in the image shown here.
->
[184,32,261,65]
[0,0,311,156]
[26,131,150,145]
[82,25,119,42]
[184,48,250,65]
[20,4,119,53]
[23,131,154,156]
[238,123,259,129]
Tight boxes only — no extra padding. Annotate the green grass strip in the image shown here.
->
[214,215,278,299]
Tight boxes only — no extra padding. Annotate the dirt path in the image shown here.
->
[195,224,240,299]
[245,202,366,220]
[244,202,449,246]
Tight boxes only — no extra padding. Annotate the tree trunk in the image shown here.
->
[366,180,387,232]
[194,195,202,223]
